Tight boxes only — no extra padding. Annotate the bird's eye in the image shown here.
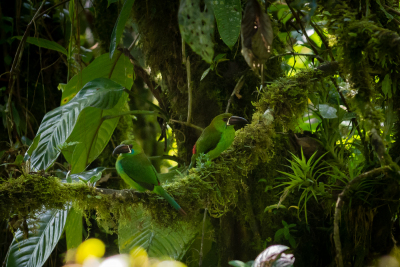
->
[222,118,228,122]
[129,145,133,148]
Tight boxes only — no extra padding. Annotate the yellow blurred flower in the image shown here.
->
[75,238,106,264]
[130,247,149,267]
[151,261,187,267]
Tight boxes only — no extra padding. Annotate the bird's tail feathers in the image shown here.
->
[154,186,187,216]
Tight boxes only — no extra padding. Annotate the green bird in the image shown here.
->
[113,140,186,215]
[190,113,248,168]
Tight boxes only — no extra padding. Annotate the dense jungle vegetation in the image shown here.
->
[1,0,400,266]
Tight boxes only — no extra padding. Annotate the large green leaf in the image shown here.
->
[65,207,82,250]
[178,0,214,63]
[61,52,133,105]
[110,0,135,59]
[29,78,125,171]
[62,92,128,173]
[14,36,68,55]
[6,208,69,267]
[212,0,241,49]
[119,207,199,260]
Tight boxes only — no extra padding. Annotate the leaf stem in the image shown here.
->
[226,75,245,113]
[199,208,208,267]
[186,56,192,124]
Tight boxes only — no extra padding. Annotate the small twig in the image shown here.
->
[102,110,156,121]
[333,166,391,267]
[186,56,192,124]
[261,64,264,89]
[199,208,208,267]
[128,34,140,51]
[170,119,204,132]
[385,5,400,16]
[226,75,245,113]
[182,37,186,64]
[108,50,123,79]
[384,5,400,25]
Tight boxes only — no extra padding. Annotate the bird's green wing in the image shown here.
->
[117,153,160,191]
[195,126,222,155]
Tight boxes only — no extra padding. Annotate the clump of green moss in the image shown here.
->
[0,108,278,231]
[254,70,316,130]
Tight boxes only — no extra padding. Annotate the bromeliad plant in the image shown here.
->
[273,149,329,223]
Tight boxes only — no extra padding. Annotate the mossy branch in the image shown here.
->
[255,61,339,127]
[1,64,338,228]
[1,110,275,226]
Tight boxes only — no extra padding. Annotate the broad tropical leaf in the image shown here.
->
[178,0,214,63]
[61,52,133,105]
[28,78,125,171]
[119,207,199,260]
[110,0,135,58]
[212,0,241,49]
[6,208,69,267]
[59,53,133,173]
[61,92,128,173]
[14,36,67,55]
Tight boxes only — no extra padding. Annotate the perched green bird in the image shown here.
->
[190,113,248,168]
[113,140,186,215]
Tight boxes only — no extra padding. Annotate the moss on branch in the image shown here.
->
[255,62,339,128]
[1,64,340,227]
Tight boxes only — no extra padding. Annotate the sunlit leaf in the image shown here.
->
[28,78,125,171]
[14,36,67,55]
[6,208,68,267]
[318,104,337,119]
[110,0,135,59]
[212,0,241,49]
[200,67,211,81]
